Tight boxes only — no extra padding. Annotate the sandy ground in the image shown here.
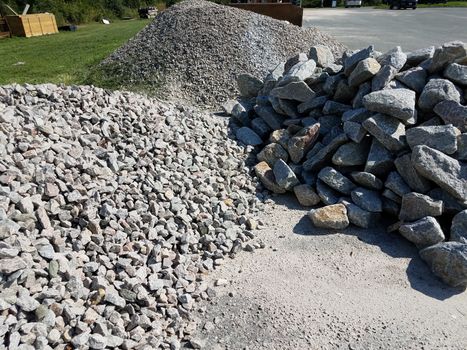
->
[192,194,467,349]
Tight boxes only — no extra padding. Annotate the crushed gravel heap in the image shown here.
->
[0,83,265,349]
[97,0,346,105]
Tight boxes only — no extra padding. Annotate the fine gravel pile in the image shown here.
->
[0,84,265,349]
[96,0,346,105]
[223,41,467,288]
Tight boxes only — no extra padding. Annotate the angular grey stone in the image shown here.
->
[434,100,467,132]
[429,41,467,73]
[339,199,380,228]
[0,256,27,274]
[89,334,107,350]
[269,129,290,150]
[352,82,371,108]
[221,100,238,115]
[385,171,411,197]
[322,100,351,115]
[104,288,126,308]
[285,59,317,81]
[18,197,34,214]
[237,73,263,97]
[364,139,394,177]
[362,114,407,152]
[428,188,467,215]
[293,184,321,206]
[383,197,401,217]
[278,98,301,119]
[254,105,286,131]
[399,216,445,249]
[343,121,367,143]
[287,123,320,163]
[269,95,287,115]
[371,65,397,91]
[394,153,431,193]
[16,291,40,312]
[412,145,467,201]
[342,108,372,123]
[377,46,407,70]
[351,187,383,213]
[231,101,250,126]
[297,96,328,114]
[257,143,288,167]
[406,125,458,155]
[332,141,369,166]
[309,45,334,67]
[451,210,467,244]
[395,67,427,94]
[406,46,435,66]
[254,161,286,194]
[350,172,383,190]
[323,73,345,95]
[399,192,443,221]
[250,118,271,139]
[284,53,308,73]
[334,80,358,103]
[72,332,90,348]
[418,79,461,111]
[235,127,263,146]
[316,180,340,205]
[348,58,381,87]
[270,81,315,102]
[303,133,348,171]
[318,115,341,135]
[383,189,402,204]
[318,167,356,195]
[308,204,349,230]
[324,63,343,74]
[362,89,416,122]
[420,242,467,287]
[273,159,300,190]
[444,63,467,86]
[457,133,467,161]
[344,45,375,76]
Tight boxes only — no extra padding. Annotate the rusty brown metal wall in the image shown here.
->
[229,4,303,27]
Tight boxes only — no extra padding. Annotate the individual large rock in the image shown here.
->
[284,53,308,73]
[377,46,407,71]
[429,41,467,73]
[395,67,427,94]
[349,171,383,190]
[318,167,356,195]
[444,63,467,86]
[362,114,407,152]
[309,45,335,67]
[428,188,467,215]
[362,89,416,122]
[343,121,367,143]
[420,242,467,287]
[406,46,435,66]
[254,105,286,131]
[332,141,369,166]
[270,81,315,102]
[399,192,443,221]
[293,184,321,206]
[352,82,371,108]
[385,171,411,197]
[344,45,375,76]
[412,145,467,201]
[297,96,328,114]
[433,100,467,132]
[406,125,458,155]
[308,204,349,229]
[254,161,286,194]
[451,210,467,244]
[334,80,357,103]
[348,58,381,87]
[322,100,351,115]
[418,79,461,111]
[288,123,320,163]
[457,133,467,161]
[364,139,394,177]
[394,153,431,193]
[285,59,317,81]
[257,143,288,167]
[351,187,383,212]
[237,73,263,97]
[235,127,263,146]
[303,133,348,171]
[0,256,27,274]
[371,65,397,91]
[316,180,340,205]
[339,199,380,228]
[251,117,271,139]
[399,216,445,249]
[273,159,300,190]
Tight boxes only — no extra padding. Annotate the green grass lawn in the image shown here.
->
[0,19,150,86]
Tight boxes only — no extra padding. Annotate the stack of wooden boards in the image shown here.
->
[5,13,58,38]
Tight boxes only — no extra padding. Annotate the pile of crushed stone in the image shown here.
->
[96,0,346,105]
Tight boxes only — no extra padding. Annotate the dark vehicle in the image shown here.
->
[386,0,418,9]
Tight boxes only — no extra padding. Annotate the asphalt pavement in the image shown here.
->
[303,8,467,52]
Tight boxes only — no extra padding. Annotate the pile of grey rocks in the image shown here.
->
[98,0,345,105]
[0,84,264,349]
[224,41,467,288]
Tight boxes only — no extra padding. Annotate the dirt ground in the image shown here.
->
[192,194,467,350]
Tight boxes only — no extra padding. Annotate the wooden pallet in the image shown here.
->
[0,17,11,38]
